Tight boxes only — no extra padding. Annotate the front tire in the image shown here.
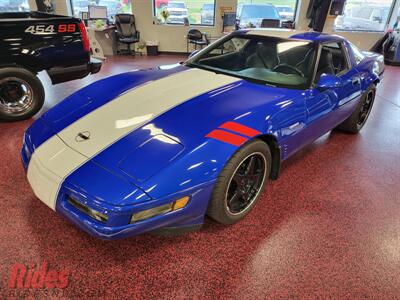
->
[0,67,45,121]
[336,86,376,134]
[207,140,271,225]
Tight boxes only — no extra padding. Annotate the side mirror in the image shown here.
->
[188,50,200,59]
[316,74,342,91]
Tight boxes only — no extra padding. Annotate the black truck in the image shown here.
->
[0,11,101,121]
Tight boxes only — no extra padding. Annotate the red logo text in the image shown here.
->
[8,261,69,289]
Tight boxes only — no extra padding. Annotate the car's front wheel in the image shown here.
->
[207,140,271,224]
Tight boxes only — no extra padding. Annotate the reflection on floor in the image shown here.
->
[0,55,399,299]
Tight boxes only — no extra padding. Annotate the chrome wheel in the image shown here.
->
[0,77,34,116]
[225,152,267,215]
[357,90,374,128]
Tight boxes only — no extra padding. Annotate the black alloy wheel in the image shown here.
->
[357,89,375,129]
[226,153,267,215]
[207,139,271,225]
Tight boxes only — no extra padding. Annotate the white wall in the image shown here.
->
[133,0,238,53]
[54,0,397,51]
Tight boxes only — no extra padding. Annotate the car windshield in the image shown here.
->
[168,3,185,9]
[187,35,317,90]
[241,5,280,19]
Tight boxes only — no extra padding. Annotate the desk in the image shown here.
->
[87,26,117,59]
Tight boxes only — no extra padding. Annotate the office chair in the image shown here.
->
[115,14,140,55]
[261,19,281,28]
[187,29,209,54]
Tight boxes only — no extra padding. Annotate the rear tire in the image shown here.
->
[336,86,376,134]
[207,139,271,225]
[0,67,45,121]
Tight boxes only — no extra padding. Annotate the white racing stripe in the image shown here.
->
[27,136,87,210]
[27,68,241,210]
[58,68,240,157]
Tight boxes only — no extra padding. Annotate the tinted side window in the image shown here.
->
[349,43,365,64]
[323,42,349,74]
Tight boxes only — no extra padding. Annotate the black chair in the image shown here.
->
[187,29,209,54]
[261,19,281,28]
[115,14,140,55]
[316,49,335,81]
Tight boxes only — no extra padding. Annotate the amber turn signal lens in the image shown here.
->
[130,196,190,223]
[172,196,190,211]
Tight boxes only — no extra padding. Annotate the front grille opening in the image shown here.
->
[68,196,108,223]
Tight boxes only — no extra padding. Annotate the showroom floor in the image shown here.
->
[1,55,399,299]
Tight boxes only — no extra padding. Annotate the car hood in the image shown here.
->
[38,65,303,199]
[50,67,241,159]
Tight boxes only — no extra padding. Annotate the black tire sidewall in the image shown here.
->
[356,87,376,131]
[0,67,45,121]
[207,139,272,225]
[336,85,376,134]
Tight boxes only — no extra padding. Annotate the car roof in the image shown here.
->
[239,30,346,44]
[290,32,346,43]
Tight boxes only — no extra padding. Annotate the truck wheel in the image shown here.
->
[336,86,376,134]
[207,140,271,225]
[0,67,45,121]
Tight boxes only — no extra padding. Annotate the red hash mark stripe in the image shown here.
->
[206,129,248,146]
[219,121,261,137]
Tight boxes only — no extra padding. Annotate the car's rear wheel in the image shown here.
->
[0,67,45,121]
[207,140,271,225]
[336,86,376,134]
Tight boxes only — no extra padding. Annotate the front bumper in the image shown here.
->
[22,133,213,240]
[55,181,214,240]
[47,57,102,85]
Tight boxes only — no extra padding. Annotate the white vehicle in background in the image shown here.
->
[167,1,188,24]
[236,3,281,28]
[73,0,89,18]
[275,5,295,21]
[0,0,29,12]
[335,5,391,32]
[201,3,214,25]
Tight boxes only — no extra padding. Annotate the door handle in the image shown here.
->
[352,78,360,86]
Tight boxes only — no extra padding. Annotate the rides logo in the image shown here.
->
[8,261,69,289]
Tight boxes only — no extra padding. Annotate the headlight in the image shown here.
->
[130,196,189,223]
[68,196,108,223]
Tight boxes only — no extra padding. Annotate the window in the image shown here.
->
[349,42,365,64]
[153,0,216,26]
[187,35,317,89]
[237,0,298,28]
[0,0,30,12]
[334,0,395,32]
[315,42,349,82]
[70,0,132,20]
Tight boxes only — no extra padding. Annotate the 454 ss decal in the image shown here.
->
[25,24,77,35]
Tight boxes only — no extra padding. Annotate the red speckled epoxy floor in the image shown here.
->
[0,55,399,299]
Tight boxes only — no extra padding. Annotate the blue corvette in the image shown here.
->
[22,31,384,239]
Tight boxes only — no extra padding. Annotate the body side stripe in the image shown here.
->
[219,121,261,137]
[206,129,248,147]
